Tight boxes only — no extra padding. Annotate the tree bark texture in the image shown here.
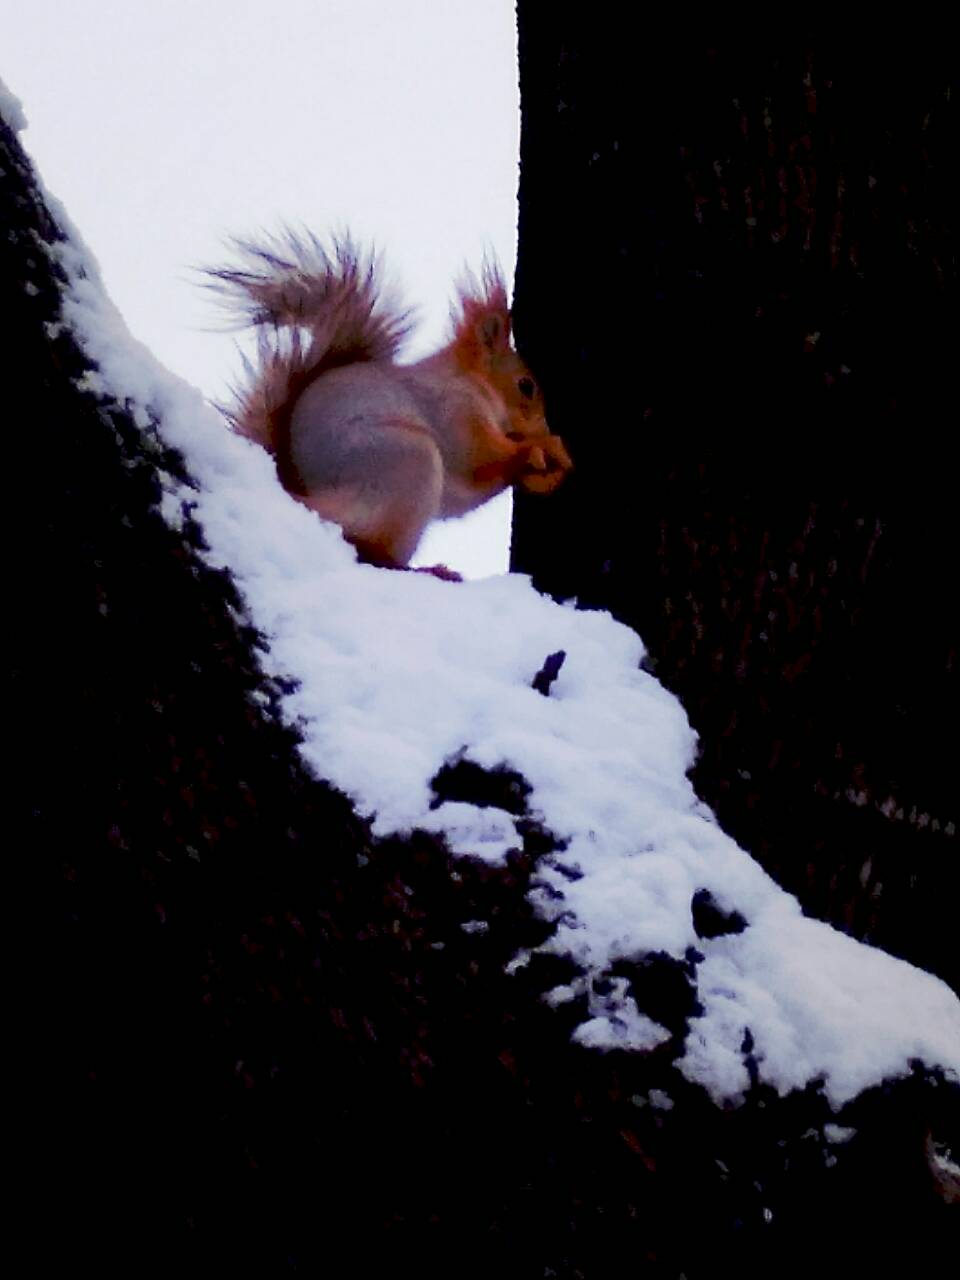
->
[512,17,956,988]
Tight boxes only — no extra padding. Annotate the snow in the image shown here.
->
[824,1124,856,1145]
[24,130,960,1113]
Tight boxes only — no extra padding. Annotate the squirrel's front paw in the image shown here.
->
[518,434,572,493]
[519,468,567,495]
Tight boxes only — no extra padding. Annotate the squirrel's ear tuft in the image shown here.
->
[451,257,512,366]
[477,311,508,352]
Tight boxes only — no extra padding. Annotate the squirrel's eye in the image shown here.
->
[517,376,536,399]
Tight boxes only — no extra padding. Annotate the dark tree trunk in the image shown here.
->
[512,17,957,988]
[7,61,956,1278]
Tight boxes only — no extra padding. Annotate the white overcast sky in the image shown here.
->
[5,0,521,576]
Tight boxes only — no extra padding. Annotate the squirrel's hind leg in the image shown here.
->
[299,424,444,569]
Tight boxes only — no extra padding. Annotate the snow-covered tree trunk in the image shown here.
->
[512,20,956,986]
[7,53,956,1279]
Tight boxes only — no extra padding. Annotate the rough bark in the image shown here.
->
[512,18,956,988]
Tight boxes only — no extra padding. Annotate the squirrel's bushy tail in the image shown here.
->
[204,231,412,462]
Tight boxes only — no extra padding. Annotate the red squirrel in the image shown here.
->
[206,233,572,572]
